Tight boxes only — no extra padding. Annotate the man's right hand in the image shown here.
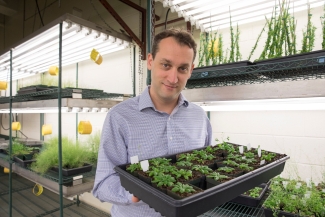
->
[131,195,140,203]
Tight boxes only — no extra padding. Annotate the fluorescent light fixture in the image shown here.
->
[0,14,132,80]
[196,97,325,111]
[92,108,99,113]
[100,108,109,113]
[158,0,324,31]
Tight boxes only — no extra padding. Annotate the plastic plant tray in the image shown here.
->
[230,184,268,207]
[115,150,289,217]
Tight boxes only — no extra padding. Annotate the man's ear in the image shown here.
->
[147,53,153,70]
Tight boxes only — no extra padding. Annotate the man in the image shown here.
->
[93,28,212,217]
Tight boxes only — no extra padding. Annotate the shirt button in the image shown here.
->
[170,137,172,140]
[168,117,171,121]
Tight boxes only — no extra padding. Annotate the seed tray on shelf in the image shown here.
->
[230,184,268,207]
[115,146,289,217]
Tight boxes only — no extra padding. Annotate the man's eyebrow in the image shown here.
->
[160,58,172,64]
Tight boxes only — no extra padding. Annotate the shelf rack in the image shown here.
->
[0,167,111,217]
[187,56,325,89]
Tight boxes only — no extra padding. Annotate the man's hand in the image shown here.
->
[131,195,140,203]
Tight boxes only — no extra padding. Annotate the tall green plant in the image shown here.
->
[86,131,101,165]
[301,4,316,53]
[321,3,325,49]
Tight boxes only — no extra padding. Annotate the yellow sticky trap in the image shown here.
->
[4,167,9,173]
[42,124,52,136]
[90,49,103,65]
[33,183,43,196]
[12,122,21,131]
[78,121,92,134]
[208,40,219,57]
[48,66,59,76]
[0,81,8,90]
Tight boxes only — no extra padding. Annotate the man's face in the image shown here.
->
[147,37,194,103]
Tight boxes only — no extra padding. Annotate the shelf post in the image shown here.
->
[8,49,12,217]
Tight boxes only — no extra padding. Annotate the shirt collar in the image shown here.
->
[139,86,189,111]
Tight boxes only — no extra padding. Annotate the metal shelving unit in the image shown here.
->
[187,56,325,89]
[0,168,111,217]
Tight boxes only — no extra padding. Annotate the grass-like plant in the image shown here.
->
[30,137,92,174]
[7,141,32,158]
[86,131,101,165]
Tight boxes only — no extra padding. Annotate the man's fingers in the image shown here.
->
[131,195,140,203]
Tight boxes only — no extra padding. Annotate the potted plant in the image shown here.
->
[231,185,268,207]
[151,174,176,193]
[30,137,92,176]
[167,182,203,200]
[205,172,232,189]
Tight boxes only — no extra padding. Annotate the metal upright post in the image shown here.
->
[133,46,136,97]
[58,22,64,217]
[8,49,12,217]
[146,0,155,85]
[76,62,78,141]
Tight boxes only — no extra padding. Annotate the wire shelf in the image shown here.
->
[187,56,325,89]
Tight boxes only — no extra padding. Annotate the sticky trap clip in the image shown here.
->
[12,122,21,131]
[33,183,43,196]
[90,49,103,65]
[78,121,92,134]
[0,81,8,90]
[48,66,59,76]
[3,167,9,173]
[42,124,52,136]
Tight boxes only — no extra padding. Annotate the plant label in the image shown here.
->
[296,183,302,189]
[130,156,139,164]
[257,148,261,157]
[306,179,312,188]
[247,143,251,151]
[140,160,149,172]
[282,181,288,189]
[260,160,265,165]
[239,146,244,154]
[242,156,246,160]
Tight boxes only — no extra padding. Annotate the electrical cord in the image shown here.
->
[165,8,170,30]
[19,130,28,139]
[35,0,44,26]
[0,114,10,130]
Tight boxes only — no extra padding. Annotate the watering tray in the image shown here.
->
[115,148,289,217]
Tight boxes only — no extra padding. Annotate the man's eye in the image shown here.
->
[162,64,170,68]
[179,67,188,72]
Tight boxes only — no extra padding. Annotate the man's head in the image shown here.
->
[151,28,197,63]
[147,28,197,106]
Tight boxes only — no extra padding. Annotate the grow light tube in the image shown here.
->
[197,97,325,111]
[27,43,120,73]
[16,29,102,70]
[208,0,325,31]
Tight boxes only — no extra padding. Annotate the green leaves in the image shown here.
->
[171,182,195,194]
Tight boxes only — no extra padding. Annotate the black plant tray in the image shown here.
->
[13,156,36,168]
[254,49,325,65]
[230,184,268,207]
[263,207,303,217]
[115,150,289,217]
[51,164,92,177]
[17,85,56,95]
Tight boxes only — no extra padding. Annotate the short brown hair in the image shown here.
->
[151,28,197,62]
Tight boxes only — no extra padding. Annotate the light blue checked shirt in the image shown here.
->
[93,86,212,217]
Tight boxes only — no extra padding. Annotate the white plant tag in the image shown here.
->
[242,156,246,160]
[260,160,265,165]
[282,181,288,189]
[258,148,261,157]
[140,160,149,172]
[247,143,251,151]
[296,183,302,189]
[306,179,312,188]
[130,156,139,164]
[239,146,244,154]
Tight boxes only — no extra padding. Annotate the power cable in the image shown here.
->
[165,8,170,30]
